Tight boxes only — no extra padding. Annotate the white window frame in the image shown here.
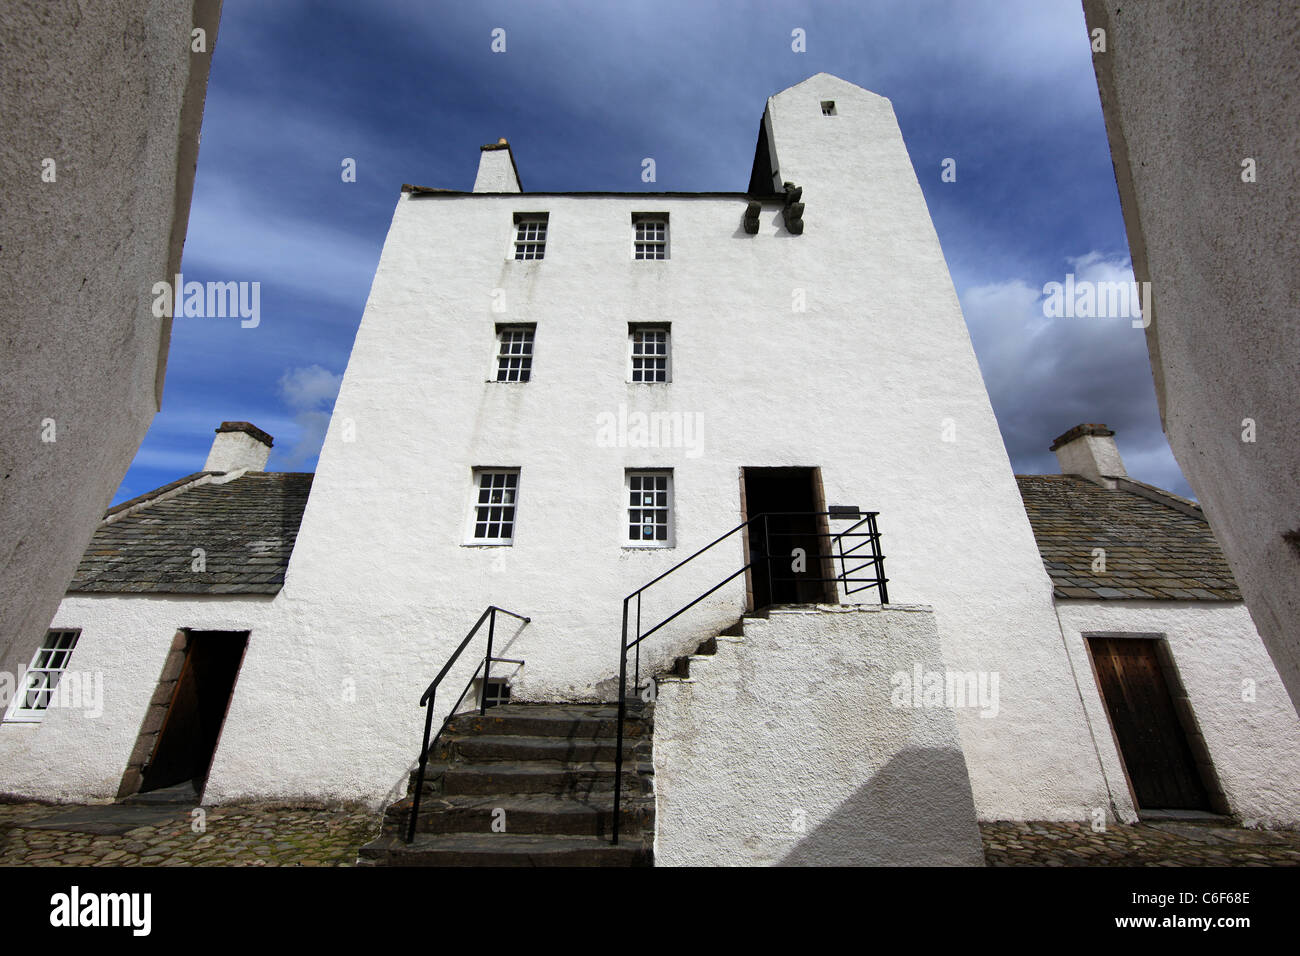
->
[629,324,671,383]
[467,469,520,545]
[632,213,669,260]
[4,628,81,723]
[625,470,674,548]
[494,324,535,382]
[512,213,548,260]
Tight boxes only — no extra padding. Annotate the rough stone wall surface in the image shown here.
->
[1081,1,1300,710]
[653,605,986,866]
[1056,601,1300,827]
[0,1,220,688]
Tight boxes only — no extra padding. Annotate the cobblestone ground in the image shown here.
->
[3,801,1299,866]
[980,821,1300,866]
[0,801,380,867]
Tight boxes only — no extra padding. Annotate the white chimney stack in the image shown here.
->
[473,139,521,193]
[204,421,273,473]
[1051,423,1127,487]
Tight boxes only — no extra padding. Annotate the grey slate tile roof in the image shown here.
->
[1015,474,1241,601]
[70,472,313,595]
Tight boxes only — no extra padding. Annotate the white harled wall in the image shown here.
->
[2,76,1125,819]
[190,74,1111,815]
[0,594,272,803]
[1056,600,1300,827]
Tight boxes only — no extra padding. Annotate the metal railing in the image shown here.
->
[610,511,887,844]
[405,605,530,843]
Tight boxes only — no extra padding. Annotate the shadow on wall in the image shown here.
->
[779,746,985,866]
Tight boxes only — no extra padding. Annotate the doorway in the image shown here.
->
[741,467,836,609]
[1087,636,1213,812]
[137,630,248,797]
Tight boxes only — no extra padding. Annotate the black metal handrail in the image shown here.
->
[611,511,887,844]
[406,605,530,843]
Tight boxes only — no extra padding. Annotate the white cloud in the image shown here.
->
[273,365,344,469]
[280,364,343,411]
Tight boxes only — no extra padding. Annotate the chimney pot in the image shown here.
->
[204,421,273,473]
[1051,423,1127,487]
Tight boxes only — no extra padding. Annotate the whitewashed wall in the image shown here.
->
[205,73,1110,816]
[0,594,272,803]
[0,76,1116,818]
[654,605,986,866]
[1057,600,1300,827]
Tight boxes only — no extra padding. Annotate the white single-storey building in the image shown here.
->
[3,74,1295,864]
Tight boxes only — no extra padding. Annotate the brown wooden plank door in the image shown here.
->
[1089,637,1211,811]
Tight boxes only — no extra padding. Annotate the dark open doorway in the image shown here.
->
[742,467,836,609]
[137,630,248,798]
[1088,636,1214,813]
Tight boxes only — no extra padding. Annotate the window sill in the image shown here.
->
[462,542,514,548]
[622,544,676,551]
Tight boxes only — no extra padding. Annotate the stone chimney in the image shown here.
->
[203,422,273,473]
[1050,423,1127,487]
[473,138,521,193]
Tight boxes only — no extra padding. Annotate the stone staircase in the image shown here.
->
[358,701,655,866]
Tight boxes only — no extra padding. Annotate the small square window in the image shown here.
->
[633,214,668,260]
[495,325,534,382]
[482,679,511,709]
[5,629,81,722]
[513,213,548,260]
[821,100,836,116]
[627,471,673,546]
[469,469,519,544]
[629,325,670,383]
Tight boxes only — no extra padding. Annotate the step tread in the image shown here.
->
[397,792,654,814]
[440,734,650,758]
[360,832,651,866]
[444,760,649,774]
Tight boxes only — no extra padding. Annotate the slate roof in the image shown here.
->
[1015,475,1240,601]
[70,472,313,595]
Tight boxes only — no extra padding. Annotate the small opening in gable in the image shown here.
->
[821,100,836,116]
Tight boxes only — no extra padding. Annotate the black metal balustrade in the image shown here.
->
[611,511,888,844]
[406,605,530,844]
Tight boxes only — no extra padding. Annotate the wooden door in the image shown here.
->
[1089,637,1211,811]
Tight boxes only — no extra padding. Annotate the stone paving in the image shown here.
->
[980,820,1300,866]
[3,799,1299,866]
[0,800,379,867]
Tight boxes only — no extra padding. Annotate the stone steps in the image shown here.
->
[359,700,655,866]
[431,732,649,765]
[383,792,654,837]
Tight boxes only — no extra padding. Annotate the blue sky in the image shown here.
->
[117,0,1191,503]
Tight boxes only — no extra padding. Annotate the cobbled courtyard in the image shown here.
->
[2,800,1298,866]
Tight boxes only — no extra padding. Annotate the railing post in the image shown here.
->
[634,592,641,694]
[406,692,436,844]
[481,607,496,716]
[869,513,889,604]
[613,599,629,845]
